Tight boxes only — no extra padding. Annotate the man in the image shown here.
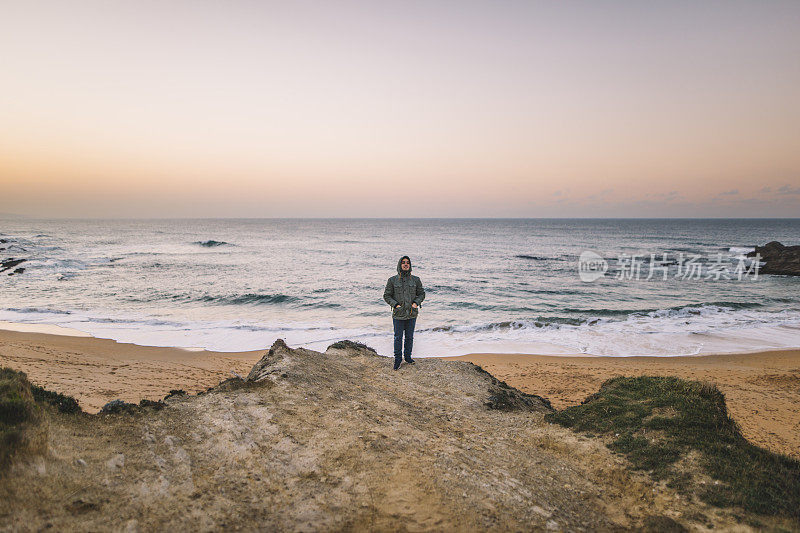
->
[383,256,426,370]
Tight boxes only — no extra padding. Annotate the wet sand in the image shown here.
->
[446,350,800,459]
[1,327,797,459]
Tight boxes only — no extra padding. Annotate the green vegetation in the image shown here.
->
[0,368,45,469]
[546,376,800,520]
[30,384,81,413]
[100,397,167,414]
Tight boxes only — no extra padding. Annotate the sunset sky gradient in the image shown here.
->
[2,1,799,217]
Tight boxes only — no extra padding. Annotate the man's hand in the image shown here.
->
[395,305,401,309]
[411,303,418,309]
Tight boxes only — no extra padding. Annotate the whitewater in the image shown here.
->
[2,218,799,357]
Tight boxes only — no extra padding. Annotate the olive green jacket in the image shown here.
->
[383,257,425,320]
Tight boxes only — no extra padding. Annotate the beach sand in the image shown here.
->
[1,327,797,459]
[0,329,263,413]
[446,350,800,459]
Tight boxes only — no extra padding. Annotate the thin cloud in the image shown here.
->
[777,184,800,195]
[651,191,682,201]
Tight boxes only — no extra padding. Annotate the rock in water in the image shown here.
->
[0,258,26,274]
[748,241,800,276]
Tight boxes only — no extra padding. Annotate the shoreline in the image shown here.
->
[1,326,798,459]
[2,319,800,358]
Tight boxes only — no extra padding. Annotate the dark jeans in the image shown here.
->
[392,317,416,361]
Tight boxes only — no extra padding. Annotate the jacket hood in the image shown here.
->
[397,256,412,276]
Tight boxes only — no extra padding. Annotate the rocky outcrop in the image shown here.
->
[325,339,380,357]
[473,363,553,411]
[0,341,766,531]
[245,338,292,381]
[748,241,800,276]
[1,235,28,276]
[0,258,26,275]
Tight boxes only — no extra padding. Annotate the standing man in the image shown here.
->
[383,256,425,370]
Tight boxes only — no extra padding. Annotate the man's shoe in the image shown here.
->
[404,358,415,365]
[393,359,402,370]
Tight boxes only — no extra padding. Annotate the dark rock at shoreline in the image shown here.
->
[1,258,26,274]
[193,240,232,247]
[747,241,800,276]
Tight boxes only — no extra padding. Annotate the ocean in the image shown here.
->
[1,218,799,357]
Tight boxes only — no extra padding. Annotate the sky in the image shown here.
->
[1,0,799,218]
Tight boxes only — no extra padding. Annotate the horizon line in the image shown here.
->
[2,216,800,221]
